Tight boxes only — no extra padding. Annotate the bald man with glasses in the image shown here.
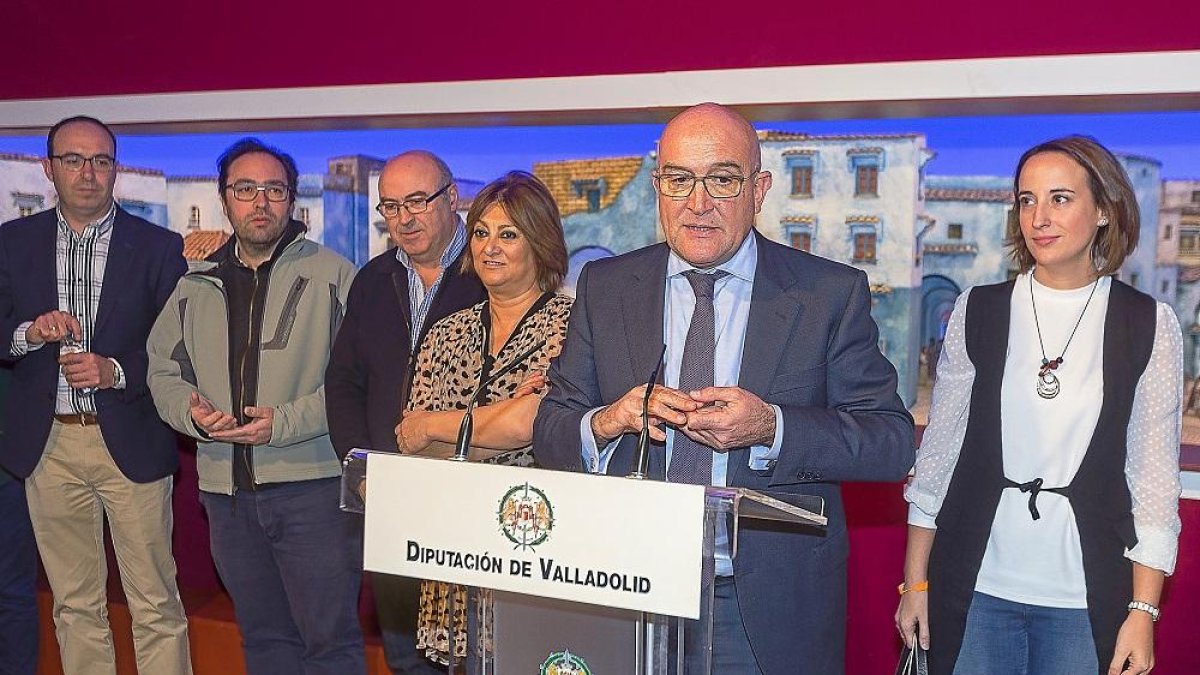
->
[535,104,914,675]
[326,150,484,673]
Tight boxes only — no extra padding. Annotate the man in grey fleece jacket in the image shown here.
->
[147,138,363,675]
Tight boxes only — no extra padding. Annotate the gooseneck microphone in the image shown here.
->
[628,344,667,480]
[450,339,547,462]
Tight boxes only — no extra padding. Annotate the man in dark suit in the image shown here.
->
[0,116,191,674]
[0,364,38,675]
[325,150,484,673]
[534,103,915,675]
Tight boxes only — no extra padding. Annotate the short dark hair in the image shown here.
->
[1005,135,1139,277]
[216,138,299,201]
[47,116,116,157]
[462,171,568,292]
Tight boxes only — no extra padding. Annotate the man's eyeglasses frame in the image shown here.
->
[375,183,453,218]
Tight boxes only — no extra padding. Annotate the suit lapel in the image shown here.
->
[621,245,669,386]
[92,209,132,337]
[739,233,804,397]
[31,212,59,313]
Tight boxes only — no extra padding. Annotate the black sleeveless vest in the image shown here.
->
[927,278,1157,675]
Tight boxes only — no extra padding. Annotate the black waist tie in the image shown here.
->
[1004,477,1071,521]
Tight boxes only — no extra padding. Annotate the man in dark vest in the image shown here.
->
[325,150,485,674]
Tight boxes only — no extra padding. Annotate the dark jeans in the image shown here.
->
[712,576,763,675]
[374,573,443,674]
[0,477,38,675]
[200,478,366,675]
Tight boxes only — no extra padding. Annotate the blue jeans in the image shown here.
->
[953,591,1098,675]
[0,477,38,675]
[201,478,366,675]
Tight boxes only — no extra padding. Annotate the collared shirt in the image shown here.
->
[10,204,126,414]
[580,233,784,574]
[395,217,467,350]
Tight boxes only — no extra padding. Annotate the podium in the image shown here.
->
[342,450,825,674]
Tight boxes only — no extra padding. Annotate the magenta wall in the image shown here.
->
[4,0,1199,101]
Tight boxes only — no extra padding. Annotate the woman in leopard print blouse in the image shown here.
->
[393,171,573,666]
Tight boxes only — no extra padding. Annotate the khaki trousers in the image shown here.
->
[26,420,192,675]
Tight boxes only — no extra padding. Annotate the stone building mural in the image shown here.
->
[1118,155,1166,302]
[3,126,1196,406]
[534,155,659,266]
[1164,181,1200,378]
[757,131,933,404]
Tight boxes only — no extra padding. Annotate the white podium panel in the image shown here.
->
[364,453,707,618]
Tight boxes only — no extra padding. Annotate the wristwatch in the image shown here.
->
[1127,601,1160,622]
[109,358,124,389]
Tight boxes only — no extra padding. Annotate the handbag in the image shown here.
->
[894,643,929,675]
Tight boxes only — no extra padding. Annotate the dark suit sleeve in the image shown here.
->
[324,272,372,459]
[0,225,17,360]
[113,231,186,402]
[533,264,597,472]
[770,271,915,485]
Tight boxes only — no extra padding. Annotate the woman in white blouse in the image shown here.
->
[895,136,1182,675]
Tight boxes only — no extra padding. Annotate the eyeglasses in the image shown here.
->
[653,171,758,199]
[225,182,291,203]
[375,183,452,218]
[50,153,116,172]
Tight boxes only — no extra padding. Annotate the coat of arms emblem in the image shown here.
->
[497,482,554,550]
[539,650,591,675]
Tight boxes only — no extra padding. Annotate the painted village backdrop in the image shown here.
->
[2,112,1199,410]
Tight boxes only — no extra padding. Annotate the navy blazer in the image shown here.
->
[533,232,915,675]
[325,247,486,458]
[0,207,186,482]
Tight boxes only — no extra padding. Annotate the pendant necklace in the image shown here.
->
[1029,274,1099,400]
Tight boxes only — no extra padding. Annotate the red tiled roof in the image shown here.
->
[532,156,645,218]
[924,187,1013,203]
[182,230,230,261]
[846,215,881,224]
[924,243,979,255]
[0,152,41,163]
[117,165,164,177]
[759,131,922,142]
[167,176,218,183]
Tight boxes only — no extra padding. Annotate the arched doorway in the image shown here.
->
[564,246,615,295]
[921,275,961,345]
[920,275,961,383]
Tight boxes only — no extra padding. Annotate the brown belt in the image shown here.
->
[53,413,99,427]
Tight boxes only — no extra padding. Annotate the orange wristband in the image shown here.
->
[898,581,929,596]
